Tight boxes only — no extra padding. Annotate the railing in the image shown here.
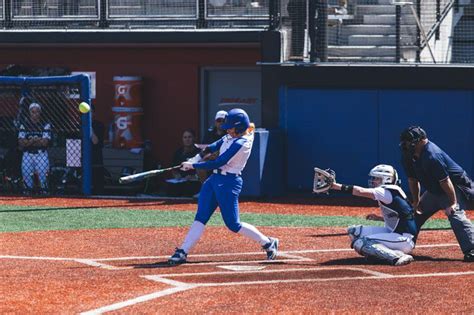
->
[0,0,273,28]
[0,0,472,64]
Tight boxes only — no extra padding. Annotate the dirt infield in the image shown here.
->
[2,225,473,313]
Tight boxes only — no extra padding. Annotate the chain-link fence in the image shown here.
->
[280,0,469,63]
[1,0,474,63]
[0,75,91,196]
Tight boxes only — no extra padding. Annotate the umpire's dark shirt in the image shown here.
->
[402,141,465,195]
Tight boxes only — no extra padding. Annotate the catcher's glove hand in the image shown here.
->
[313,167,336,194]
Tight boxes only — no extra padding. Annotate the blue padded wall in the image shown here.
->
[282,88,474,192]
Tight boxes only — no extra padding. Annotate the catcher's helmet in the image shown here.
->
[221,108,250,134]
[399,126,427,151]
[368,164,399,188]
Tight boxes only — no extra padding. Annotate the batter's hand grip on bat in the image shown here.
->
[119,165,181,184]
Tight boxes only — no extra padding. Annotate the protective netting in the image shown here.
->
[280,0,469,63]
[2,0,474,63]
[0,81,85,196]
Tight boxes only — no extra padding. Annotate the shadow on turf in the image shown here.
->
[130,260,288,269]
[320,254,460,266]
[307,232,348,238]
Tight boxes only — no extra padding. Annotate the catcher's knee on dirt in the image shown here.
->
[353,237,404,265]
[347,225,363,245]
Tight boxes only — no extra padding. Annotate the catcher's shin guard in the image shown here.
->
[348,225,363,244]
[353,237,411,266]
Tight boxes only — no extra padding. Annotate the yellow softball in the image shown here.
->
[79,102,90,114]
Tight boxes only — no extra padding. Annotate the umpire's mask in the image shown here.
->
[399,126,427,156]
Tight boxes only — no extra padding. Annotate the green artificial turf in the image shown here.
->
[0,204,454,233]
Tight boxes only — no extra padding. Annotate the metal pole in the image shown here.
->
[435,0,441,40]
[316,0,328,62]
[99,0,109,28]
[395,4,401,63]
[197,0,206,28]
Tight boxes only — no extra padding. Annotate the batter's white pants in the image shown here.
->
[354,226,415,254]
[22,151,49,190]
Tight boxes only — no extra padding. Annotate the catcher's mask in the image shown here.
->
[368,164,399,188]
[399,126,427,154]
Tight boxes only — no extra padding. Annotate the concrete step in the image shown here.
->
[328,56,397,62]
[341,24,418,36]
[348,34,416,45]
[364,14,417,24]
[328,45,418,57]
[357,4,412,15]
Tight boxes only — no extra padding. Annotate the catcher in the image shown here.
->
[314,165,418,266]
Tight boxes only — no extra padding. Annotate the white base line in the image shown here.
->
[80,284,196,315]
[143,267,389,278]
[193,270,474,287]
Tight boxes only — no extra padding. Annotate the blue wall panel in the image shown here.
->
[283,88,474,192]
[284,89,379,190]
[378,90,474,191]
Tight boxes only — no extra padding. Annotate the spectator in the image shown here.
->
[18,103,51,195]
[166,129,201,197]
[202,110,228,144]
[91,105,105,195]
[197,110,228,184]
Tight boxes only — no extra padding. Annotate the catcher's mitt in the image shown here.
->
[313,168,336,194]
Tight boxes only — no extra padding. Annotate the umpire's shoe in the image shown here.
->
[464,249,474,262]
[263,237,279,260]
[168,248,187,265]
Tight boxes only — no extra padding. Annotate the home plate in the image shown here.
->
[218,265,267,271]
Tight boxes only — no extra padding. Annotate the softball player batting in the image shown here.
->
[330,164,418,266]
[168,108,278,264]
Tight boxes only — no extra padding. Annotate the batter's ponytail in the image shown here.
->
[245,122,255,135]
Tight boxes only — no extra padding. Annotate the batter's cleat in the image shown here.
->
[263,237,279,260]
[394,254,414,266]
[464,250,474,262]
[168,248,187,265]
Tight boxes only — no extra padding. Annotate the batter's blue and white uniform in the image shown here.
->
[355,185,418,254]
[191,132,253,232]
[18,121,51,190]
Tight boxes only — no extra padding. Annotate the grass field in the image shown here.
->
[0,203,451,232]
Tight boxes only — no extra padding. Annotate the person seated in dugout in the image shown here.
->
[196,110,228,183]
[166,129,201,197]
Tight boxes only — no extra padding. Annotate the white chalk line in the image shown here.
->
[142,266,392,278]
[2,242,469,314]
[83,268,474,314]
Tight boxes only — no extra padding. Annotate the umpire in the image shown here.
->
[400,126,474,262]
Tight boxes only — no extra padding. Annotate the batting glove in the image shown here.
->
[187,153,202,164]
[181,162,194,171]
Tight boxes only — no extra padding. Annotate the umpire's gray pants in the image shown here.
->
[417,188,474,254]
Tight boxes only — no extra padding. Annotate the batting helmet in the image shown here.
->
[368,164,399,188]
[399,126,427,152]
[221,108,250,134]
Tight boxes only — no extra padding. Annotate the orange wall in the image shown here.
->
[0,45,260,165]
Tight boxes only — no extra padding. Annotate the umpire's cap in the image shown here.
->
[400,126,427,150]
